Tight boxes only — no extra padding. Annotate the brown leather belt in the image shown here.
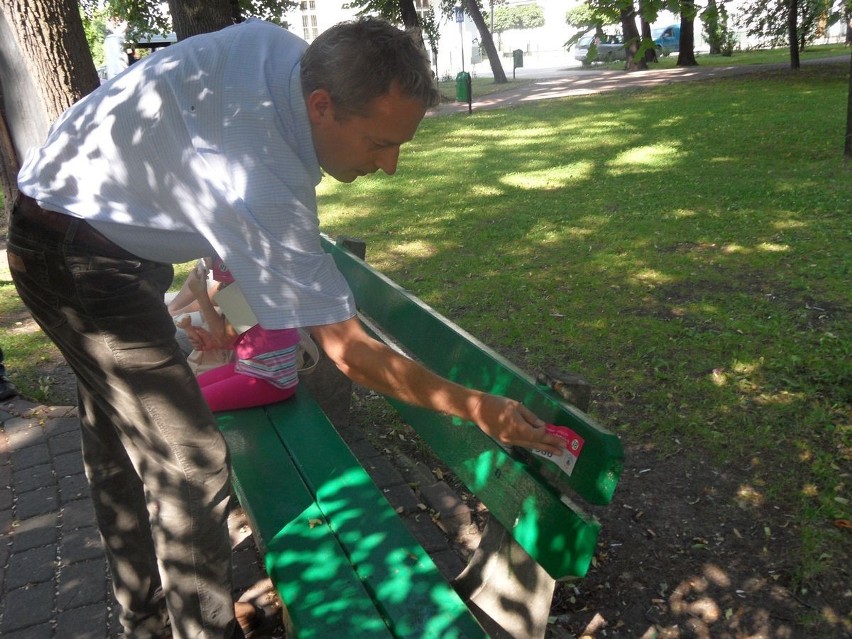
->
[13,195,138,259]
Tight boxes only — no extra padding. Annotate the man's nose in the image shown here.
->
[374,146,401,175]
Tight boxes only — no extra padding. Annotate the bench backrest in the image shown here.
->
[321,235,624,579]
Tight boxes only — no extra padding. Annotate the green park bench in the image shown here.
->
[216,235,624,639]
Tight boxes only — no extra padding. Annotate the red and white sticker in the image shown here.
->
[531,424,585,477]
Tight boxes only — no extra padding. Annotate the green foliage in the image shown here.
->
[738,0,848,49]
[80,4,108,67]
[348,0,403,23]
[702,0,736,55]
[492,3,545,33]
[80,0,297,40]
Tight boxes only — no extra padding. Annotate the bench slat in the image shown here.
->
[218,408,396,638]
[388,400,601,579]
[321,234,623,507]
[265,393,489,638]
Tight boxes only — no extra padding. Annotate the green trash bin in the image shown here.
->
[455,71,471,102]
[513,49,524,69]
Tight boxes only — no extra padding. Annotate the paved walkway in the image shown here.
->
[429,55,849,116]
[0,397,279,638]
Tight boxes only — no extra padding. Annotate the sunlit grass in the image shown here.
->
[318,61,851,587]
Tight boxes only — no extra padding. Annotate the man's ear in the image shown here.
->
[306,89,334,125]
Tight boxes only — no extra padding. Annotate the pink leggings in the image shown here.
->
[196,362,296,412]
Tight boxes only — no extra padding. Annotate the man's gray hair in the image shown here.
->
[300,17,441,117]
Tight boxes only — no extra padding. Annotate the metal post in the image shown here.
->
[455,5,465,73]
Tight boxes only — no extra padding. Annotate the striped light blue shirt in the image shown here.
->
[18,19,356,330]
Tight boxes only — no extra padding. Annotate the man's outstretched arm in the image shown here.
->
[311,317,565,454]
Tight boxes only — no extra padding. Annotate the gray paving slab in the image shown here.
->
[0,397,282,637]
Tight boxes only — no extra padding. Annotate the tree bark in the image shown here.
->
[398,0,428,53]
[640,15,656,64]
[0,0,99,216]
[788,0,800,69]
[463,0,507,83]
[845,49,852,158]
[229,0,243,23]
[676,2,698,67]
[167,0,233,40]
[620,6,647,71]
[400,0,420,28]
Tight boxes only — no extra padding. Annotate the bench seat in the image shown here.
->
[218,387,488,638]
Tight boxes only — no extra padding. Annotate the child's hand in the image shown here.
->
[186,262,208,297]
[185,325,219,351]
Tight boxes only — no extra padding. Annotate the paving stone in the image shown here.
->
[381,483,422,515]
[62,496,97,530]
[6,543,57,589]
[1,581,55,631]
[12,461,54,493]
[0,460,11,485]
[361,455,406,488]
[44,415,80,437]
[56,602,109,639]
[0,483,11,510]
[346,437,381,460]
[57,558,108,609]
[48,430,82,456]
[0,621,53,639]
[2,417,45,449]
[0,506,11,536]
[429,548,467,581]
[14,486,59,520]
[401,512,453,553]
[61,526,106,564]
[54,449,85,477]
[59,472,90,504]
[420,481,472,538]
[10,512,59,552]
[10,441,50,471]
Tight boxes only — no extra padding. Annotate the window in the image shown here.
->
[302,14,318,41]
[300,1,318,41]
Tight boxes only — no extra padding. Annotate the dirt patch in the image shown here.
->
[348,387,851,638]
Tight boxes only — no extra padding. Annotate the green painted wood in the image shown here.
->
[266,393,488,638]
[320,234,623,507]
[218,407,394,638]
[388,400,600,579]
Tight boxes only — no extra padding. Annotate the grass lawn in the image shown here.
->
[1,53,849,627]
[317,61,851,591]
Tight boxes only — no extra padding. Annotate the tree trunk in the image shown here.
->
[167,0,233,40]
[788,0,800,69]
[620,6,647,71]
[229,0,243,23]
[400,0,420,28]
[399,0,428,52]
[0,0,99,216]
[845,49,852,158]
[676,2,699,66]
[463,0,507,84]
[640,15,656,64]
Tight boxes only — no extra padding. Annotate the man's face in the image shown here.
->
[307,84,427,183]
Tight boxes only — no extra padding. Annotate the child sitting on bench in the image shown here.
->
[183,256,301,412]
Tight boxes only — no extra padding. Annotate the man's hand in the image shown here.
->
[311,318,566,455]
[472,394,565,454]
